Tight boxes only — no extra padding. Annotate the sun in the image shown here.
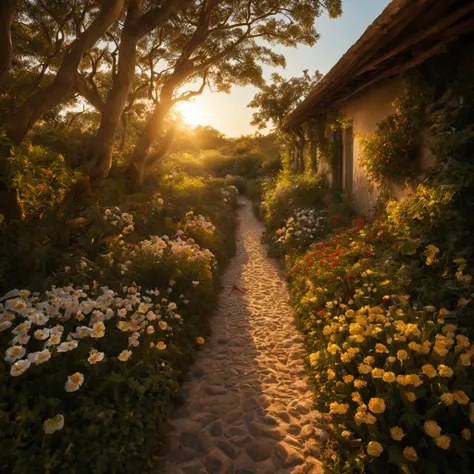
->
[176,101,202,127]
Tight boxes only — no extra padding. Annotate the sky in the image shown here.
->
[178,0,392,137]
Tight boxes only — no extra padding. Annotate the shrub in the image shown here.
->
[286,203,474,473]
[358,98,423,187]
[0,274,209,473]
[8,142,74,219]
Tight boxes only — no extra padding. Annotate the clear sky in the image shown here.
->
[178,0,392,137]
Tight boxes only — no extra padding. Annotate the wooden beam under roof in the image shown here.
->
[353,1,474,79]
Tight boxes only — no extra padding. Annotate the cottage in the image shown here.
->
[283,0,474,214]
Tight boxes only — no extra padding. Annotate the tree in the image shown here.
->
[81,0,192,186]
[5,0,124,145]
[124,0,341,189]
[248,69,322,172]
[0,0,15,85]
[248,69,322,130]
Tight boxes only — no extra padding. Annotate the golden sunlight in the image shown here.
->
[176,101,202,127]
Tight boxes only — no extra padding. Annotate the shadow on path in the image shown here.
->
[159,197,330,474]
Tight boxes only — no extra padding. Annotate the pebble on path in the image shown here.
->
[159,197,330,474]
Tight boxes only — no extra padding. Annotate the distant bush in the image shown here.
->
[8,142,74,219]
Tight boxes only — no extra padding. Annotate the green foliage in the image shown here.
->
[358,98,424,187]
[7,142,74,219]
[249,70,322,130]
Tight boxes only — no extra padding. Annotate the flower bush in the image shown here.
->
[273,208,329,254]
[358,97,423,187]
[0,276,210,473]
[0,164,238,471]
[260,172,352,257]
[288,215,474,473]
[7,141,74,219]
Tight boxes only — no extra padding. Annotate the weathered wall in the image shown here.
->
[340,77,407,215]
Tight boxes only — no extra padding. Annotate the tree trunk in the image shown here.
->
[125,100,172,190]
[83,36,139,185]
[83,0,190,186]
[0,0,15,86]
[5,0,124,146]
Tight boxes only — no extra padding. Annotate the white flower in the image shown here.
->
[12,333,30,345]
[57,341,79,352]
[192,281,200,287]
[34,328,50,340]
[158,321,168,331]
[10,359,31,376]
[118,350,132,361]
[88,350,105,365]
[147,326,155,335]
[0,320,12,332]
[5,345,26,362]
[65,372,84,392]
[43,414,65,434]
[33,349,51,365]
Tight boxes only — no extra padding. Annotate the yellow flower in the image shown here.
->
[375,343,389,353]
[343,375,354,383]
[367,441,383,457]
[358,363,372,374]
[196,336,205,345]
[453,390,470,405]
[421,364,437,378]
[352,392,362,404]
[397,350,408,362]
[437,365,453,378]
[341,430,351,438]
[156,341,167,350]
[354,379,367,389]
[118,349,132,361]
[403,447,417,462]
[461,428,471,441]
[440,393,455,406]
[434,435,451,450]
[65,372,84,392]
[424,421,442,438]
[368,398,386,414]
[406,392,417,402]
[327,368,336,380]
[371,368,385,379]
[424,244,440,265]
[390,426,405,441]
[383,371,396,383]
[43,414,65,434]
[329,402,349,415]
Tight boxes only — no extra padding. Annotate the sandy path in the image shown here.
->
[160,197,329,474]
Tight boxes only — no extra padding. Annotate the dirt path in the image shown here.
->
[160,197,330,474]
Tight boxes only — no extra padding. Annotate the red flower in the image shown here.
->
[318,310,326,316]
[346,274,352,280]
[332,215,341,221]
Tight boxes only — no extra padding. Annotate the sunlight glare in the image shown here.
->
[177,101,202,127]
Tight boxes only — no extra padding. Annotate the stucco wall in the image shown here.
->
[339,77,407,215]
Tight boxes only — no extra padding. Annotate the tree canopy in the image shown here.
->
[248,69,322,130]
[0,0,342,218]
